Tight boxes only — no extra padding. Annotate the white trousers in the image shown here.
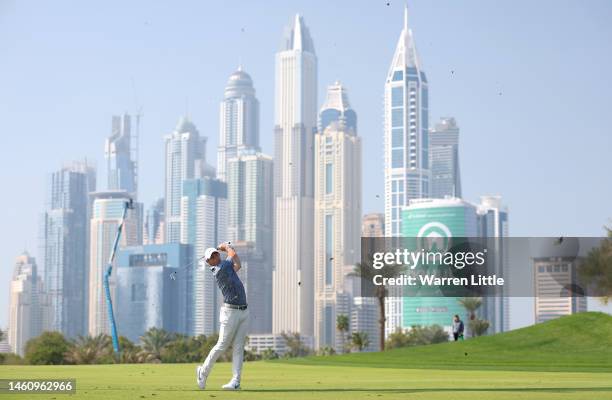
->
[201,306,249,383]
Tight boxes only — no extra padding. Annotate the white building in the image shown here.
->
[105,113,137,197]
[164,117,212,244]
[41,161,96,338]
[8,252,43,356]
[313,82,361,351]
[246,333,314,357]
[226,153,274,332]
[273,14,317,337]
[534,257,587,323]
[477,195,510,333]
[88,190,142,336]
[362,213,385,238]
[231,241,272,334]
[181,177,227,335]
[384,6,430,336]
[429,117,461,199]
[217,68,260,181]
[350,297,380,352]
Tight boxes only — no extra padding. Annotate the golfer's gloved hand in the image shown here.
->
[217,242,233,252]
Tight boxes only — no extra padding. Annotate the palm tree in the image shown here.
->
[280,332,311,358]
[140,327,173,361]
[336,314,350,353]
[351,262,404,351]
[469,319,490,337]
[65,334,113,364]
[317,346,336,356]
[117,336,145,364]
[458,297,483,337]
[458,297,482,321]
[350,332,370,352]
[261,348,279,360]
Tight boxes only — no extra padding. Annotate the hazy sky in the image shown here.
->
[1,0,611,328]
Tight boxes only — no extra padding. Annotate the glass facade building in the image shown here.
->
[181,177,227,335]
[40,161,96,338]
[429,117,461,199]
[105,114,137,197]
[383,6,430,337]
[88,190,142,336]
[164,117,211,243]
[115,243,193,342]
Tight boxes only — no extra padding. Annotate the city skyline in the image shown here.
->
[1,1,612,328]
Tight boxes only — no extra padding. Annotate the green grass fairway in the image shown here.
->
[1,363,611,400]
[283,312,612,372]
[1,313,610,399]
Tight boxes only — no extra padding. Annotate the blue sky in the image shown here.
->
[1,0,611,327]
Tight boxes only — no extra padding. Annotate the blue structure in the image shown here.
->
[103,199,132,353]
[115,243,193,343]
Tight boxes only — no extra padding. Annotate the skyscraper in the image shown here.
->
[115,243,193,342]
[477,195,509,333]
[88,190,142,336]
[8,251,44,356]
[401,197,477,334]
[164,117,212,244]
[318,82,357,134]
[40,161,96,338]
[105,114,137,197]
[231,241,272,334]
[226,153,273,255]
[217,68,260,181]
[144,198,165,245]
[313,82,361,351]
[356,216,384,351]
[429,117,461,198]
[219,66,275,331]
[384,6,430,336]
[350,297,380,352]
[226,152,274,333]
[273,14,317,336]
[181,177,227,335]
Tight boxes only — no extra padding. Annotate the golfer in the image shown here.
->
[196,242,249,391]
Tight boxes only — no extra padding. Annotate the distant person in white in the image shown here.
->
[196,242,249,391]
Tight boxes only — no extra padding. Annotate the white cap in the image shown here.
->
[204,247,219,263]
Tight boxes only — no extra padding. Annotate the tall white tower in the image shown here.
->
[217,67,260,181]
[314,82,361,351]
[105,113,137,197]
[273,14,317,336]
[384,6,430,336]
[8,251,43,356]
[164,117,210,243]
[88,190,142,336]
[477,195,510,333]
[180,177,227,335]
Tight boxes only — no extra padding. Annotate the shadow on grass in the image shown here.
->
[237,387,612,394]
[135,386,612,394]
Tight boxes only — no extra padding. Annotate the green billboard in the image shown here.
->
[400,200,477,328]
